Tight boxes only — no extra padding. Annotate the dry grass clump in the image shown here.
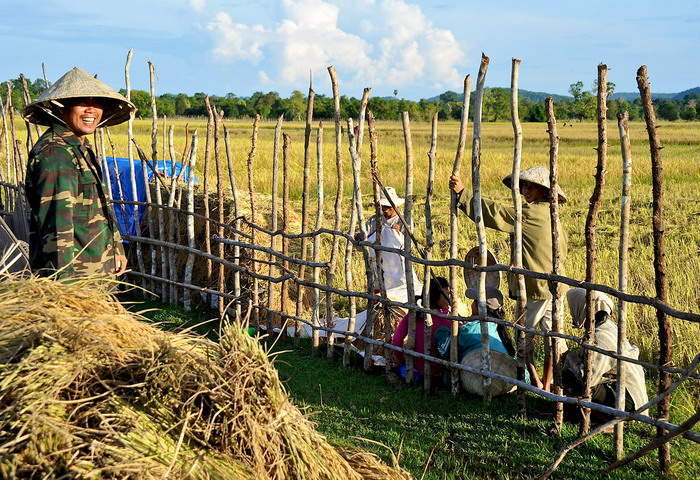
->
[0,276,411,479]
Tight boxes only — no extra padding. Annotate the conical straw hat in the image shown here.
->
[23,67,135,127]
[460,349,517,397]
[463,245,500,292]
[502,165,567,203]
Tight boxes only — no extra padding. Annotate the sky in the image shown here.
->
[2,0,698,99]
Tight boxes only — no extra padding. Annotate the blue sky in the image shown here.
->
[2,0,698,99]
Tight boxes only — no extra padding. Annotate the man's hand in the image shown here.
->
[115,255,128,276]
[449,175,464,194]
[391,223,401,231]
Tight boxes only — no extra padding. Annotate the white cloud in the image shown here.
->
[258,70,271,83]
[189,0,206,11]
[205,0,464,89]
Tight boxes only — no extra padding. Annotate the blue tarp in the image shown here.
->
[105,157,198,237]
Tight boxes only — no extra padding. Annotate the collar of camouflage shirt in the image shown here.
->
[52,123,91,149]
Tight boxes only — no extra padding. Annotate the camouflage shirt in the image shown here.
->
[26,123,124,278]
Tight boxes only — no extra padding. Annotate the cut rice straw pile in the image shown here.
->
[0,275,412,479]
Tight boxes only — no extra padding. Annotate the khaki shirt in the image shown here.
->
[460,196,567,300]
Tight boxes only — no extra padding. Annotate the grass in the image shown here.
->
[131,298,700,480]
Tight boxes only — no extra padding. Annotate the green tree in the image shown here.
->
[679,104,696,120]
[568,81,595,121]
[175,94,190,115]
[129,90,152,118]
[657,100,680,121]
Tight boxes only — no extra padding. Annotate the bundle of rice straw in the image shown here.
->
[0,276,412,479]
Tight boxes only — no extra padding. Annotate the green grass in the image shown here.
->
[131,299,699,480]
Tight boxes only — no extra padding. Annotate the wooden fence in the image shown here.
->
[2,55,698,478]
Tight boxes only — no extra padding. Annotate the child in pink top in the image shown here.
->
[391,277,453,380]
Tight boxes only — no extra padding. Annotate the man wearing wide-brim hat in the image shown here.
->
[449,165,568,393]
[23,67,135,278]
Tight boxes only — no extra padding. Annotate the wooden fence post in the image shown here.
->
[510,58,529,416]
[449,74,472,395]
[213,106,226,318]
[202,96,214,306]
[183,131,198,310]
[296,77,315,342]
[422,112,438,391]
[326,66,344,359]
[223,124,242,322]
[268,114,284,333]
[470,53,492,401]
[614,110,633,459]
[546,97,564,433]
[247,115,260,324]
[149,61,167,299]
[368,112,389,369]
[402,111,417,384]
[636,64,672,473]
[312,122,325,353]
[124,49,145,289]
[281,133,291,338]
[581,63,608,435]
[0,94,11,183]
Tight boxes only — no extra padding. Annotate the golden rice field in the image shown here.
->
[8,117,700,381]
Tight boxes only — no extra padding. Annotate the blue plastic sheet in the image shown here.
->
[105,157,198,238]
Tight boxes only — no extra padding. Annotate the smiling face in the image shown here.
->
[62,98,104,138]
[381,205,397,219]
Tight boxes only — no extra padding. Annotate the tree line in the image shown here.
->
[2,76,698,123]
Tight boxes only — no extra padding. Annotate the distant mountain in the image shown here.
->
[610,87,700,101]
[425,89,571,103]
[426,87,700,103]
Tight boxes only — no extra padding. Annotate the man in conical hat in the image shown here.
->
[449,165,568,392]
[23,67,135,278]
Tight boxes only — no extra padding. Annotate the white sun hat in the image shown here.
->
[502,165,568,204]
[379,186,405,208]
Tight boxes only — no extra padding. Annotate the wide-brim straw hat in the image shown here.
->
[463,246,500,292]
[502,165,567,204]
[379,186,405,207]
[460,349,517,397]
[23,67,135,128]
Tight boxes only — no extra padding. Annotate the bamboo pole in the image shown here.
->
[614,111,633,460]
[14,141,25,184]
[268,114,284,333]
[183,131,199,310]
[124,49,145,289]
[368,111,388,369]
[213,106,225,317]
[281,133,291,338]
[449,74,472,395]
[637,64,672,473]
[343,87,370,366]
[326,66,343,359]
[247,115,260,324]
[546,97,564,432]
[510,58,528,415]
[223,124,242,322]
[422,112,438,391]
[311,122,325,353]
[149,61,167,299]
[202,96,214,305]
[581,64,609,435]
[348,118,378,372]
[296,77,315,340]
[402,111,418,383]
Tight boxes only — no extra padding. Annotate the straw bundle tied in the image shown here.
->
[0,276,411,479]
